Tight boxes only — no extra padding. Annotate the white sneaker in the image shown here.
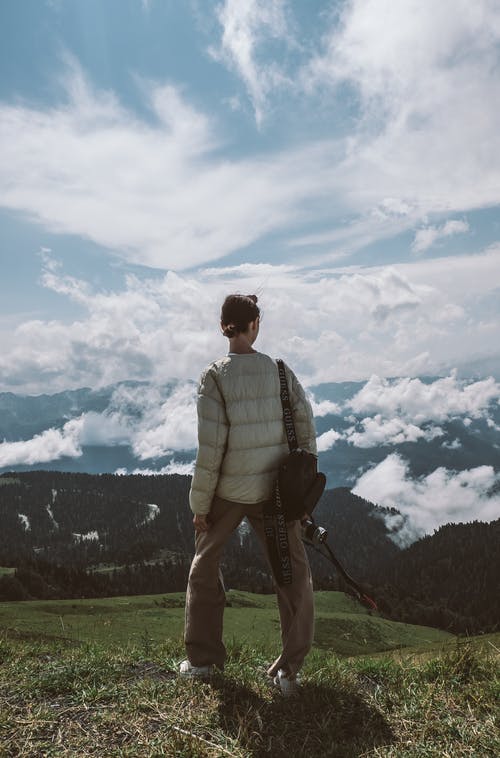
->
[273,668,301,697]
[178,659,214,679]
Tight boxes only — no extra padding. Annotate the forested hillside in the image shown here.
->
[0,471,498,634]
[381,520,500,632]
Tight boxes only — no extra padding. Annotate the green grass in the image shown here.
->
[0,590,453,656]
[0,567,15,576]
[0,631,498,756]
[0,592,497,755]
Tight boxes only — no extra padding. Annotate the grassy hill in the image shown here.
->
[0,590,451,656]
[0,591,498,756]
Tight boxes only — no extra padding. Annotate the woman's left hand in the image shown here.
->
[193,514,210,532]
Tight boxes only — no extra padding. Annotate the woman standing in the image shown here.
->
[180,294,317,696]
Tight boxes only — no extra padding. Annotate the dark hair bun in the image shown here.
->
[221,294,260,338]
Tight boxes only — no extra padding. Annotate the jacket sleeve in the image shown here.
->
[285,364,317,456]
[189,366,229,515]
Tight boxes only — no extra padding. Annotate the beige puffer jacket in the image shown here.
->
[189,351,317,515]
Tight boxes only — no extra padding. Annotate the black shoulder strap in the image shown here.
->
[263,485,292,586]
[261,359,297,587]
[276,359,298,452]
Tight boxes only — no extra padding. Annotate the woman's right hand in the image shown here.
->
[193,514,210,532]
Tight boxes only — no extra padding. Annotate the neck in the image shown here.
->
[228,334,257,354]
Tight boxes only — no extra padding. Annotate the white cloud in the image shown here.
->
[345,415,443,448]
[412,219,470,253]
[318,414,445,452]
[353,453,500,545]
[442,438,462,450]
[1,16,500,278]
[309,396,341,417]
[0,421,82,467]
[348,374,500,424]
[0,411,133,468]
[316,428,342,452]
[486,417,500,432]
[327,370,498,448]
[123,383,198,459]
[0,53,335,271]
[1,249,499,394]
[0,382,199,467]
[212,0,292,125]
[73,412,132,447]
[302,0,500,236]
[83,383,198,460]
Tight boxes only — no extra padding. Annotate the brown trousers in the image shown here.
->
[184,496,314,677]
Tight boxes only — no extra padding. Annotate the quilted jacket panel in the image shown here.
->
[189,352,317,515]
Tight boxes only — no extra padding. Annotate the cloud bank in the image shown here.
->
[0,383,198,467]
[353,453,500,545]
[1,250,499,395]
[344,416,443,449]
[301,372,500,452]
[0,421,83,467]
[348,374,500,424]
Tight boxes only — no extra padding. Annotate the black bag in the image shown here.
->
[275,359,326,522]
[278,448,326,521]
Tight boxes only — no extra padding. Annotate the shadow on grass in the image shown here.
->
[211,675,393,758]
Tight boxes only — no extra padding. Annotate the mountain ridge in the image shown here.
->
[0,471,498,634]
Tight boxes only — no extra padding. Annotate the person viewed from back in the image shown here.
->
[179,294,317,696]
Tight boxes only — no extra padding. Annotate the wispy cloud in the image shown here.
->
[0,53,331,270]
[300,0,500,247]
[412,219,470,254]
[211,0,293,126]
[2,17,500,274]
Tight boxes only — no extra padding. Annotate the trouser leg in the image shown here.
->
[247,505,315,678]
[184,497,244,668]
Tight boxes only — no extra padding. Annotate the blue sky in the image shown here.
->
[1,0,500,394]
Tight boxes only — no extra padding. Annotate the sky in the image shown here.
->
[0,0,499,396]
[1,1,500,537]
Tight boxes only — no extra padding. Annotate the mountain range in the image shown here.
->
[1,374,499,543]
[0,471,498,635]
[1,375,499,482]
